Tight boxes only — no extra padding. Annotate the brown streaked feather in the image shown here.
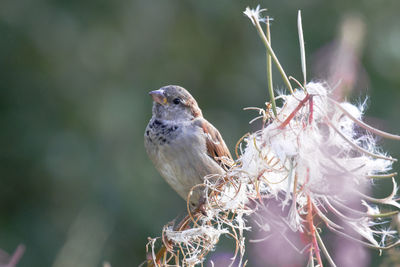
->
[194,118,233,169]
[186,98,202,118]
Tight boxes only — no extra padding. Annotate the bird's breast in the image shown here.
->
[144,119,224,202]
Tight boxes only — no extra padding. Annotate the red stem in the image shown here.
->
[307,196,323,267]
[278,94,312,129]
[304,167,323,267]
[308,95,314,125]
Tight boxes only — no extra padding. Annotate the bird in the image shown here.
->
[144,85,232,207]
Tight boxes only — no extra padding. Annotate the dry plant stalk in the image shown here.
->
[145,6,400,267]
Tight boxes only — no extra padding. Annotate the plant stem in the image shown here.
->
[298,10,307,86]
[251,16,294,94]
[307,195,323,267]
[369,210,399,219]
[367,172,397,179]
[265,17,277,117]
[315,230,337,267]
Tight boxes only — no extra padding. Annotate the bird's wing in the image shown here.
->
[194,117,233,169]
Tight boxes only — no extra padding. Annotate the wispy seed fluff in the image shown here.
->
[147,82,399,266]
[237,82,395,233]
[245,82,393,198]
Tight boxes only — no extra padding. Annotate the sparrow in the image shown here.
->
[144,85,232,207]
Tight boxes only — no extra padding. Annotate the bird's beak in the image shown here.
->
[149,89,167,105]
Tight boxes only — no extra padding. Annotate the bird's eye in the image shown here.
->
[173,98,181,105]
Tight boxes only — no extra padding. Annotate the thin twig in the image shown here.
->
[315,230,336,267]
[326,118,397,162]
[366,172,397,179]
[298,10,307,86]
[250,14,293,93]
[330,99,400,140]
[278,94,312,129]
[266,16,277,117]
[369,210,399,219]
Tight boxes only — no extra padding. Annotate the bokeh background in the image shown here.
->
[1,0,400,266]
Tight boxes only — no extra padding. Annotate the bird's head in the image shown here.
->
[149,85,202,121]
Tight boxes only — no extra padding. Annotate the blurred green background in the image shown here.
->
[1,0,399,266]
